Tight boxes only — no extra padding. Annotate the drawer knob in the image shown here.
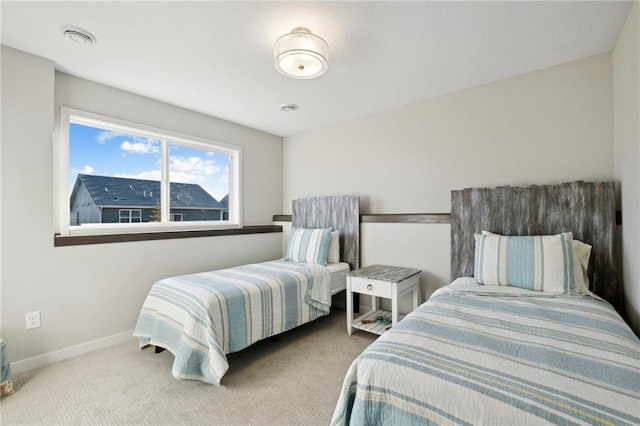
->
[366,284,373,290]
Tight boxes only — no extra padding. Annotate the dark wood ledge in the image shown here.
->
[54,225,282,247]
[274,212,622,225]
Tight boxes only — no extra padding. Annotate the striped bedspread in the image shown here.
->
[133,260,330,385]
[332,278,640,426]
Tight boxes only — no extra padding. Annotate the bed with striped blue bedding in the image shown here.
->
[332,278,640,426]
[133,259,331,386]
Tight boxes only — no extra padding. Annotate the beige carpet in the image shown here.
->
[0,309,375,425]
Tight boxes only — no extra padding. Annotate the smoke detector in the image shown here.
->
[60,25,97,45]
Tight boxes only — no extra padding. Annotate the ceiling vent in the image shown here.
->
[60,25,97,45]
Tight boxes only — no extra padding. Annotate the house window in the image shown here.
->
[56,107,242,236]
[119,209,142,223]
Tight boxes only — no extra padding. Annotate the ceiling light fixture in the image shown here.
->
[274,27,328,79]
[280,104,298,112]
[60,25,97,45]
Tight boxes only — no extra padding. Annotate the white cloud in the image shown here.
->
[121,139,160,155]
[169,156,220,181]
[169,171,199,184]
[217,167,229,184]
[80,165,94,174]
[96,130,124,144]
[115,171,161,181]
[169,156,226,200]
[91,128,161,153]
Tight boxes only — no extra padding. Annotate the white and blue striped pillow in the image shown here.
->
[285,227,333,266]
[474,232,576,294]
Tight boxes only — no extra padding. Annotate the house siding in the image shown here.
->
[70,183,100,225]
[101,208,222,223]
[170,208,222,221]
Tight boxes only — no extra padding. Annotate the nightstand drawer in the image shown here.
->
[349,276,393,298]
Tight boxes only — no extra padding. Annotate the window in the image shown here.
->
[119,209,142,223]
[56,107,242,236]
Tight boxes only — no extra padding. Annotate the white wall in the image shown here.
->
[613,2,640,334]
[284,53,614,307]
[1,46,284,367]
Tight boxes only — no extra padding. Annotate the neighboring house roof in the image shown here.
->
[219,195,228,210]
[72,174,223,209]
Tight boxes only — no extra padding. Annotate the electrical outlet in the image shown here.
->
[25,311,41,330]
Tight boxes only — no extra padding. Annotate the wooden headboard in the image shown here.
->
[292,195,360,270]
[450,181,620,310]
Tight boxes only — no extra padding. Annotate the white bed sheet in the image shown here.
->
[326,262,350,294]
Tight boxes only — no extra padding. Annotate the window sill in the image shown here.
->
[54,225,282,247]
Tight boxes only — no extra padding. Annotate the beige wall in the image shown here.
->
[284,53,615,307]
[613,2,640,334]
[1,46,284,368]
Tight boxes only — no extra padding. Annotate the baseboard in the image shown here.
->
[11,329,135,375]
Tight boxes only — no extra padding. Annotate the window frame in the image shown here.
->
[119,209,142,224]
[56,107,243,236]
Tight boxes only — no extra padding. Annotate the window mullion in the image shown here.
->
[161,139,170,223]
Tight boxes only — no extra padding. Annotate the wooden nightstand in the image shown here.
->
[346,265,421,335]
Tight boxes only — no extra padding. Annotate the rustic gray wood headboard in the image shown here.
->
[450,181,620,311]
[292,195,360,270]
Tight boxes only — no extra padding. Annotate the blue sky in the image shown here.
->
[69,123,230,201]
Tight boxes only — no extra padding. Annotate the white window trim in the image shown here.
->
[119,209,142,223]
[56,107,243,236]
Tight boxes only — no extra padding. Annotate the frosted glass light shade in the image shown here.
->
[274,27,329,79]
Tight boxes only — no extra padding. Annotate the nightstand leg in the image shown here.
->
[347,282,353,335]
[392,292,399,326]
[413,286,420,309]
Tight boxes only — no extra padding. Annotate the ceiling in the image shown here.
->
[1,1,633,137]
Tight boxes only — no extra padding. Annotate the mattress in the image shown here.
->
[327,262,350,294]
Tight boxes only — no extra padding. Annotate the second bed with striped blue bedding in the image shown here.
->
[332,278,640,426]
[134,259,331,386]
